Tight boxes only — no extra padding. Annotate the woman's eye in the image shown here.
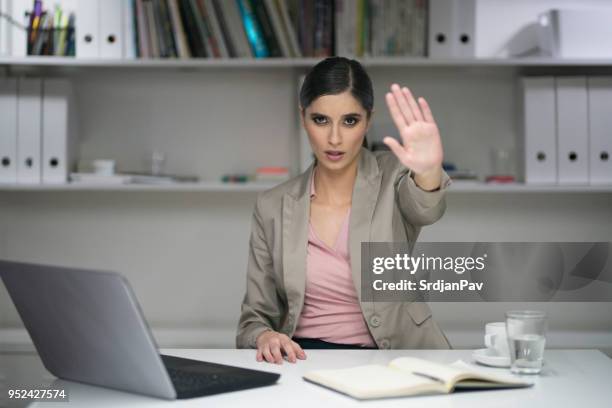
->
[313,116,327,124]
[345,117,358,126]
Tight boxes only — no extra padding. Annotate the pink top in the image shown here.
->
[293,170,377,347]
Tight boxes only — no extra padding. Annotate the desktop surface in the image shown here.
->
[1,349,611,407]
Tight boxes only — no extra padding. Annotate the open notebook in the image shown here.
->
[303,357,533,400]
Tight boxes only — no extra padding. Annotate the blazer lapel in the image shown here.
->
[281,162,313,310]
[349,148,382,301]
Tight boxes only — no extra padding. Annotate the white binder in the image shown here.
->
[0,78,18,183]
[9,0,30,57]
[77,0,100,58]
[17,78,42,184]
[428,0,476,58]
[99,0,123,58]
[538,9,612,59]
[521,77,557,184]
[42,79,76,184]
[0,0,10,55]
[123,0,137,58]
[587,77,612,185]
[556,76,589,185]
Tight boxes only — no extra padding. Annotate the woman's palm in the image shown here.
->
[383,84,443,175]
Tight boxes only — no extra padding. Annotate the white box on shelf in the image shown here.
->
[9,0,29,57]
[587,77,612,185]
[520,77,557,185]
[538,8,612,59]
[556,76,589,185]
[0,0,10,55]
[17,77,42,184]
[0,77,18,183]
[42,79,77,184]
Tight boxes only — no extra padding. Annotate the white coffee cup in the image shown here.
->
[92,160,116,176]
[484,322,509,357]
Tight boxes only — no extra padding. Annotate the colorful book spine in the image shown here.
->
[236,0,268,57]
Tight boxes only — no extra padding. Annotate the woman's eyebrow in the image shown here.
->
[309,112,362,117]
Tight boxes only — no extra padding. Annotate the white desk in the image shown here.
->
[6,349,610,407]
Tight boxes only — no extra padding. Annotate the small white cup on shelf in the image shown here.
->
[92,160,116,176]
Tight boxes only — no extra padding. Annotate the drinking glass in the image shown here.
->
[505,310,547,374]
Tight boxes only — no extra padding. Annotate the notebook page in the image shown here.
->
[303,364,443,399]
[449,360,534,387]
[390,357,466,385]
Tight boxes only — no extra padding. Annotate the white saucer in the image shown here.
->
[472,348,511,368]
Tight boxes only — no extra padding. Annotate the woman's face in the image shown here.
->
[301,91,371,172]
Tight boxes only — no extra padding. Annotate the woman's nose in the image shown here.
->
[328,125,342,146]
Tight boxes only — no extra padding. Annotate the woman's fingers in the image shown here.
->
[391,84,416,124]
[256,333,308,364]
[402,87,424,122]
[256,332,308,364]
[385,91,408,133]
[383,136,403,157]
[262,345,274,363]
[270,343,283,364]
[293,342,307,360]
[419,97,435,123]
[281,339,297,363]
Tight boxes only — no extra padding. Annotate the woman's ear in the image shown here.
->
[299,106,305,127]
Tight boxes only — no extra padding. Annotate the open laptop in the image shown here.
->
[0,259,280,400]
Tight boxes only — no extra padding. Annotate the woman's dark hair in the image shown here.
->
[299,57,373,148]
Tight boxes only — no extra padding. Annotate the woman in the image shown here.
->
[236,57,452,364]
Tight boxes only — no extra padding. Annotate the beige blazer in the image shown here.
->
[236,147,453,350]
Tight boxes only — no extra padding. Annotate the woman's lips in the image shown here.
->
[325,150,345,161]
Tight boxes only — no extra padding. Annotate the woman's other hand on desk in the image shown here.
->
[383,84,444,191]
[256,331,307,364]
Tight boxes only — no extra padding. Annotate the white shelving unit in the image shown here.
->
[1,56,611,194]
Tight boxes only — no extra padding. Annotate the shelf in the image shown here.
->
[448,181,612,193]
[0,181,281,192]
[3,56,612,70]
[1,181,611,193]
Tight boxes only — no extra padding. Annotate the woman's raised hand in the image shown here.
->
[256,330,306,364]
[383,84,444,189]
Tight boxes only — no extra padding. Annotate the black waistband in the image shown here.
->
[292,337,378,350]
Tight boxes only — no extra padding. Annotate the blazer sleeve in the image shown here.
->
[394,167,452,226]
[236,195,283,349]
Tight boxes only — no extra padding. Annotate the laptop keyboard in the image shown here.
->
[160,354,280,398]
[166,366,243,393]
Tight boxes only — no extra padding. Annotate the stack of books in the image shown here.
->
[1,0,430,59]
[132,0,428,59]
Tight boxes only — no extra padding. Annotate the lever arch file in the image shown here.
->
[587,76,612,185]
[17,78,43,184]
[77,0,100,57]
[521,77,557,184]
[556,76,589,184]
[0,78,18,183]
[99,0,124,58]
[42,79,77,184]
